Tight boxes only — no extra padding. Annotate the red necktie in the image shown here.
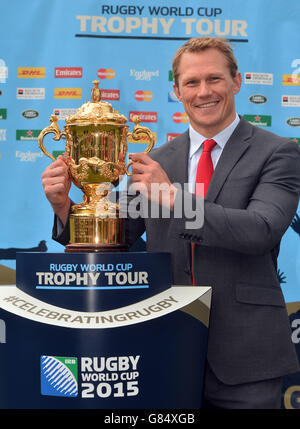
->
[192,139,216,285]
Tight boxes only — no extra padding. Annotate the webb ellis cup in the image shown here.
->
[38,80,155,252]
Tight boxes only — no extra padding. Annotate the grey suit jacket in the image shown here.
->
[54,117,300,385]
[124,116,300,384]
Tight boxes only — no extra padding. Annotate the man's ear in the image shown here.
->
[233,71,242,95]
[173,83,183,102]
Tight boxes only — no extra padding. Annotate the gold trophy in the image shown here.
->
[38,80,155,252]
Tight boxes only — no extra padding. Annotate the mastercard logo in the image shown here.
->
[97,68,115,79]
[135,90,153,102]
[172,112,189,123]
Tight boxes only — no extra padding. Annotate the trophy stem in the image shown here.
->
[67,184,128,252]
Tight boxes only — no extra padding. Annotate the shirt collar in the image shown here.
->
[189,113,240,159]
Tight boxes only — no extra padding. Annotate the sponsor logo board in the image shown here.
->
[172,112,189,123]
[101,89,120,101]
[282,95,300,107]
[53,108,78,120]
[130,69,159,81]
[22,109,39,119]
[16,130,41,140]
[17,88,45,99]
[134,90,152,102]
[282,74,300,86]
[129,111,157,122]
[55,67,82,78]
[54,88,82,99]
[167,133,181,142]
[0,129,6,141]
[243,114,272,126]
[18,67,45,78]
[244,72,273,85]
[97,68,115,79]
[0,108,7,119]
[248,94,267,104]
[286,117,300,127]
[16,150,43,161]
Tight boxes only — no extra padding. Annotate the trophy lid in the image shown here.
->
[65,80,127,125]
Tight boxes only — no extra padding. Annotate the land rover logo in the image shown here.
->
[22,109,39,119]
[286,117,300,127]
[249,94,267,104]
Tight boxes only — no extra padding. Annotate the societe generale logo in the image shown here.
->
[18,67,45,78]
[134,90,153,102]
[54,88,82,99]
[172,112,189,123]
[129,111,157,122]
[97,68,115,79]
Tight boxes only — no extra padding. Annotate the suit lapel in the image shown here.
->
[166,130,190,186]
[206,117,253,202]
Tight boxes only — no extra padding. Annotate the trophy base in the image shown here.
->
[65,243,129,253]
[69,214,127,253]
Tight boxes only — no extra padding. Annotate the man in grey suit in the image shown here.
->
[42,37,300,408]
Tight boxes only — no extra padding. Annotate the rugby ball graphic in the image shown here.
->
[41,355,78,397]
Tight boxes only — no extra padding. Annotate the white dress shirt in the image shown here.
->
[188,114,240,193]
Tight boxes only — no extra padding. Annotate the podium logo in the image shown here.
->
[134,90,153,102]
[97,68,115,79]
[41,356,78,397]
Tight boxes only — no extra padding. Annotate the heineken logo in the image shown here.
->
[249,94,267,104]
[286,117,300,127]
[289,138,300,145]
[16,129,42,140]
[243,114,272,127]
[0,108,7,119]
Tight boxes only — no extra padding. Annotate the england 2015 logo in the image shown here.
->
[41,356,78,397]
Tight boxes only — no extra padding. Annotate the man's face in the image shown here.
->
[173,49,242,137]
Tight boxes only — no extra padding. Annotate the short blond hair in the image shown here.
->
[172,37,238,86]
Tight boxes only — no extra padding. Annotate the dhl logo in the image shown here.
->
[97,68,116,79]
[282,74,300,85]
[18,67,45,78]
[172,112,189,124]
[135,90,153,102]
[128,132,157,144]
[54,88,82,99]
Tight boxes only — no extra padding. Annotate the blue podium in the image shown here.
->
[0,251,211,409]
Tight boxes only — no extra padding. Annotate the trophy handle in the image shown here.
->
[38,115,66,162]
[126,115,156,176]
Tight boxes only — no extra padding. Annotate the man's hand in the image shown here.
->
[129,153,177,209]
[41,155,71,226]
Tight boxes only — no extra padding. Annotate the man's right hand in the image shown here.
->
[41,155,71,226]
